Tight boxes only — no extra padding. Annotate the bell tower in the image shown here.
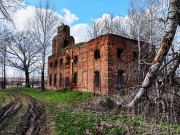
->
[52,24,75,55]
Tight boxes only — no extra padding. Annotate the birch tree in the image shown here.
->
[128,0,165,46]
[128,0,180,107]
[127,0,170,85]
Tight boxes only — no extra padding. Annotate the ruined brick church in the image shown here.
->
[48,25,150,95]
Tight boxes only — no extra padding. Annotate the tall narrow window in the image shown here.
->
[133,51,138,61]
[117,49,123,59]
[50,62,53,68]
[66,56,70,65]
[58,41,61,48]
[65,77,69,87]
[94,49,100,60]
[94,71,100,87]
[64,27,67,32]
[64,40,68,48]
[59,73,62,85]
[53,40,56,48]
[49,74,52,86]
[54,74,57,86]
[74,55,78,64]
[73,72,77,86]
[117,70,124,89]
[53,39,56,52]
[53,40,56,46]
[60,58,63,67]
[54,60,58,68]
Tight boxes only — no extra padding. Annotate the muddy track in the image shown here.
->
[0,90,49,135]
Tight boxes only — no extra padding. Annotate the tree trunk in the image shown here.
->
[1,67,3,89]
[25,71,30,87]
[2,44,6,89]
[165,53,180,82]
[158,53,180,92]
[41,53,45,91]
[137,19,141,84]
[41,70,45,91]
[128,0,180,107]
[3,62,6,89]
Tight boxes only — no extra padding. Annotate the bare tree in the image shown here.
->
[128,0,165,45]
[102,15,115,34]
[128,0,180,107]
[28,0,61,90]
[88,15,130,39]
[0,27,11,89]
[0,38,9,89]
[0,0,23,88]
[113,17,130,37]
[0,0,23,22]
[127,0,170,85]
[7,31,40,87]
[88,18,104,39]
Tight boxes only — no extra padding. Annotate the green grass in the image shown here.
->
[160,121,180,132]
[13,88,180,135]
[0,92,6,101]
[18,88,92,104]
[50,106,97,134]
[48,105,128,135]
[16,88,100,134]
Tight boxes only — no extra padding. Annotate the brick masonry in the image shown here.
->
[48,25,151,95]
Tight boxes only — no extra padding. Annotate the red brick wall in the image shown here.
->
[72,36,109,95]
[48,26,150,95]
[48,35,109,95]
[107,35,149,94]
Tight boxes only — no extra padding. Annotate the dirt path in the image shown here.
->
[0,90,50,135]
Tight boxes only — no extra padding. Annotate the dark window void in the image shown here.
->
[117,49,123,59]
[49,74,52,86]
[64,40,68,48]
[54,60,58,68]
[53,40,56,52]
[117,70,124,89]
[60,58,63,67]
[50,62,53,68]
[58,41,61,48]
[54,74,57,86]
[66,56,70,65]
[133,51,138,61]
[64,27,67,32]
[94,49,100,60]
[65,77,70,87]
[73,72,77,86]
[53,40,56,47]
[94,71,100,87]
[59,73,62,85]
[74,55,78,64]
